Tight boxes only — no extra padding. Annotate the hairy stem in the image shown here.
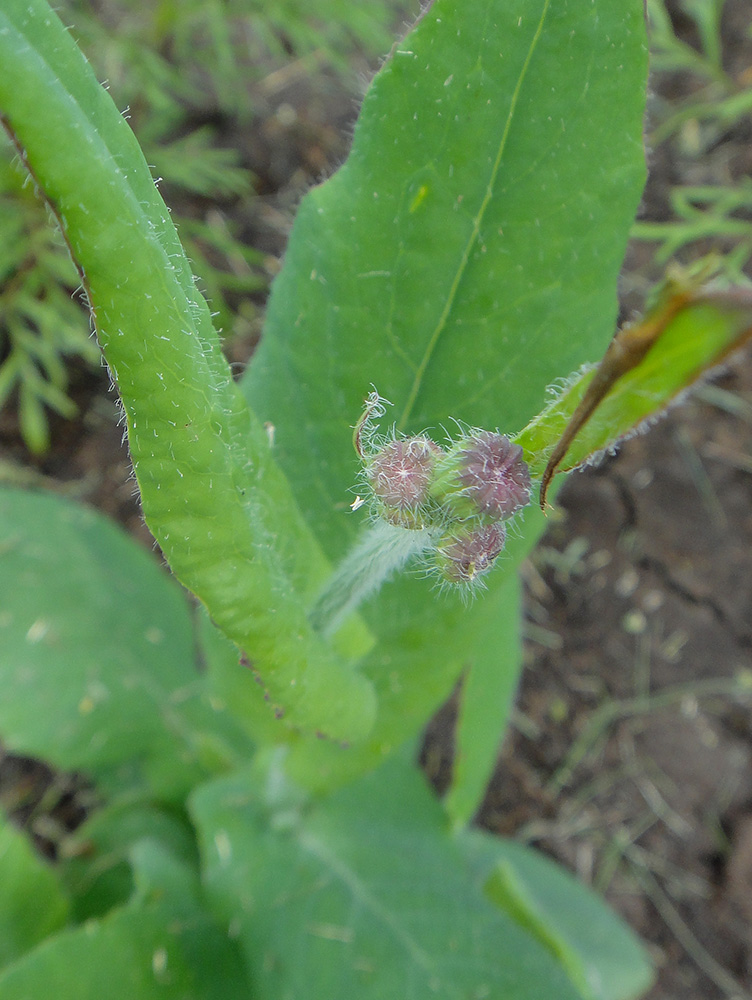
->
[309,521,438,638]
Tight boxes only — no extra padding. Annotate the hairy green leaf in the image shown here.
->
[247,0,648,552]
[0,487,245,798]
[191,759,585,1000]
[460,831,654,1000]
[0,0,375,742]
[518,278,752,500]
[0,894,248,1000]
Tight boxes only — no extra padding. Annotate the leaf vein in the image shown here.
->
[398,0,552,429]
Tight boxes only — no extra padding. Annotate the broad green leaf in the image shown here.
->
[190,758,584,1000]
[243,0,648,782]
[459,831,654,1000]
[0,814,69,968]
[0,0,375,742]
[245,0,648,554]
[0,486,244,799]
[0,898,249,1000]
[443,572,523,830]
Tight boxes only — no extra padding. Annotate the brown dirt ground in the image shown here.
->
[2,4,752,999]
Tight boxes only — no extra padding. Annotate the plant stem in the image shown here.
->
[309,520,438,638]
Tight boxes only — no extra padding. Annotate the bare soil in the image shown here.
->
[2,4,752,998]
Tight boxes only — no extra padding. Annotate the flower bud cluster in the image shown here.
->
[355,393,532,590]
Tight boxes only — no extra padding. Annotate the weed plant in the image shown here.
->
[1,2,752,998]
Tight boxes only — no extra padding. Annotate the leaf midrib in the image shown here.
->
[299,828,437,973]
[397,0,552,430]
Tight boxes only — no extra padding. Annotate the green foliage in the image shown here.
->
[0,0,375,743]
[460,831,654,1000]
[53,0,410,352]
[6,0,751,996]
[634,183,752,276]
[0,488,251,799]
[647,0,728,84]
[517,272,752,487]
[190,758,587,1000]
[60,799,201,923]
[0,885,249,1000]
[443,571,523,829]
[248,0,649,554]
[0,814,69,966]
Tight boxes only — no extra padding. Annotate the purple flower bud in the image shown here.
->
[434,521,506,584]
[431,431,531,520]
[366,436,443,527]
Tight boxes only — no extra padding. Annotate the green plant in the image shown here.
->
[1,0,751,996]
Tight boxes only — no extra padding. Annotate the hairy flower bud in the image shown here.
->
[434,521,506,584]
[431,431,532,521]
[365,436,443,527]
